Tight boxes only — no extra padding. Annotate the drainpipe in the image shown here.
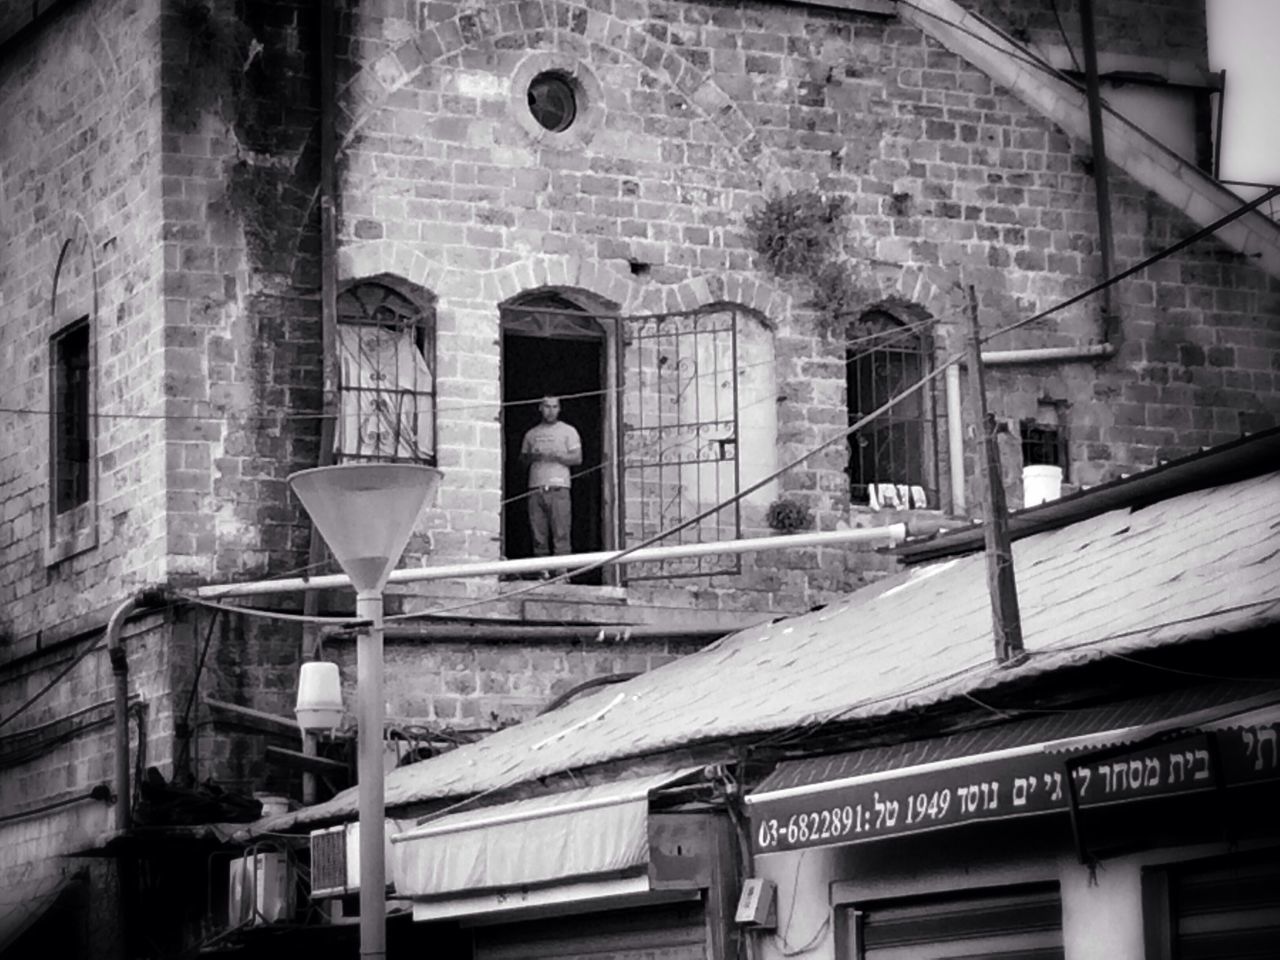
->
[945,363,965,515]
[106,588,167,832]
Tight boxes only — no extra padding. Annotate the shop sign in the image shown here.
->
[749,720,1278,855]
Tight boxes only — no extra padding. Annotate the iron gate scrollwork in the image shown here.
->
[617,306,742,581]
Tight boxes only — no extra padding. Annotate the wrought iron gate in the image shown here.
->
[617,306,742,581]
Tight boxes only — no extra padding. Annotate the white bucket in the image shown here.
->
[1023,464,1063,507]
[254,793,290,818]
[295,661,344,732]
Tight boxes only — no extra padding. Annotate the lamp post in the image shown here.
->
[288,463,441,960]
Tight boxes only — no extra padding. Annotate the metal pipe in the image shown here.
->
[106,595,140,832]
[194,526,910,599]
[945,363,965,515]
[977,344,1115,366]
[355,590,386,960]
[1079,0,1119,339]
[338,623,744,643]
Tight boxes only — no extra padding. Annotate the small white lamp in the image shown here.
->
[295,661,344,733]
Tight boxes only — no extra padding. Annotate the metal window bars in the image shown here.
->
[335,282,436,465]
[846,314,937,509]
[618,305,742,581]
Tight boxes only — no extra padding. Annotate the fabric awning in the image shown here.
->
[391,768,699,907]
[746,685,1280,856]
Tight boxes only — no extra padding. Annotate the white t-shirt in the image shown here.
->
[522,421,581,488]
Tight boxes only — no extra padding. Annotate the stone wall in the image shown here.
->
[0,0,167,644]
[0,1,168,949]
[3,0,1279,892]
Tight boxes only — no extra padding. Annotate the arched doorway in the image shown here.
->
[500,292,612,584]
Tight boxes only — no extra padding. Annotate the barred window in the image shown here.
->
[336,281,436,464]
[846,311,936,510]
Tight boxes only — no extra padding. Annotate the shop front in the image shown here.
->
[746,684,1280,960]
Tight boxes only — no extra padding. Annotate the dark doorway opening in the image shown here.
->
[501,300,607,585]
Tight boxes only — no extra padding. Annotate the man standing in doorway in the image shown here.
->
[521,395,582,561]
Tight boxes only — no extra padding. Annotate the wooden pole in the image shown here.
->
[965,286,1024,663]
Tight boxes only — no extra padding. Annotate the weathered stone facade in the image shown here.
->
[2,0,1279,953]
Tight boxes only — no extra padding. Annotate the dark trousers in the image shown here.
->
[528,486,572,556]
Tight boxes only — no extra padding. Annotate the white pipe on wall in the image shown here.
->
[945,363,965,515]
[194,525,912,600]
[978,344,1115,365]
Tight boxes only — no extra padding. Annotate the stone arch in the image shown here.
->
[478,254,641,312]
[338,0,784,185]
[52,212,98,330]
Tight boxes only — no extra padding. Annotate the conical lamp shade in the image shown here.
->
[288,463,442,594]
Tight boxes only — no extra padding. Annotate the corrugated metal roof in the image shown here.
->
[276,468,1280,830]
[751,683,1280,797]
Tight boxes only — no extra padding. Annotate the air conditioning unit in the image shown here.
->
[310,824,351,898]
[309,821,398,899]
[228,851,294,926]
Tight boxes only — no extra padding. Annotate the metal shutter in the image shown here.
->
[1171,857,1280,960]
[855,884,1064,960]
[473,899,707,960]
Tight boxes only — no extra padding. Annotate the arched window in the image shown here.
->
[336,279,436,464]
[846,311,936,509]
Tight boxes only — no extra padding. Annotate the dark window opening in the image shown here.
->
[336,281,436,465]
[500,295,606,585]
[846,311,935,509]
[528,73,578,132]
[52,320,91,514]
[1020,419,1069,480]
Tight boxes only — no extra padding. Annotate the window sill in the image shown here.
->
[46,501,98,566]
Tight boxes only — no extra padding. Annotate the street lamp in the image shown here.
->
[288,462,441,960]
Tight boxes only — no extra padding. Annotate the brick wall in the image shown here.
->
[0,0,168,644]
[0,0,171,945]
[145,0,1275,684]
[5,0,1277,865]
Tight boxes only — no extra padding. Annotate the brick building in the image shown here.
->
[1,0,1278,955]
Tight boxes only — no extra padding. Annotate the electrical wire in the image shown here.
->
[981,184,1280,346]
[0,638,107,731]
[0,319,937,425]
[1049,0,1081,72]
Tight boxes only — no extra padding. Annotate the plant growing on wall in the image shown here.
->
[765,497,814,534]
[745,190,849,278]
[744,190,876,336]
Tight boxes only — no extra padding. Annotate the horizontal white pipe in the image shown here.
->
[979,344,1115,365]
[194,525,908,600]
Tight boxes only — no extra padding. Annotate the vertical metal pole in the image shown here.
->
[300,0,340,807]
[356,590,386,960]
[1079,0,1118,338]
[965,287,1023,663]
[945,362,965,515]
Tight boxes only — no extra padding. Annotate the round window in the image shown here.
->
[527,72,578,132]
